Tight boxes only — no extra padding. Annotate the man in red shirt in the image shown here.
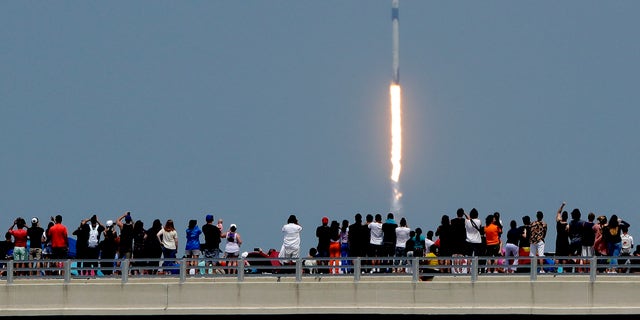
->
[48,215,69,262]
[9,217,28,275]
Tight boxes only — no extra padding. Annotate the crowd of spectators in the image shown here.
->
[2,203,639,277]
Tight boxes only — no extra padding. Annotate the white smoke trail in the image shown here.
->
[390,84,402,213]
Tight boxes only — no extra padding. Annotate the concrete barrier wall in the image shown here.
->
[1,276,640,316]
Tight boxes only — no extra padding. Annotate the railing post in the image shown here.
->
[295,258,302,282]
[237,256,244,282]
[354,257,361,282]
[530,256,537,281]
[296,257,303,282]
[121,259,129,284]
[590,256,597,282]
[7,260,14,284]
[412,256,419,283]
[64,259,71,283]
[470,256,478,282]
[179,258,186,284]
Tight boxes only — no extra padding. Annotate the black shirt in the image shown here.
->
[202,223,221,250]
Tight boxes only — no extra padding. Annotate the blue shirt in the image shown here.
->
[185,226,202,250]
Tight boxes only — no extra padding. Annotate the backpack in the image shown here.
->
[88,224,100,248]
[621,234,633,254]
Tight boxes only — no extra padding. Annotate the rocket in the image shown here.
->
[392,0,400,84]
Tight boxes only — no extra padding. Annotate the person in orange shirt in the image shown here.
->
[47,215,69,275]
[484,214,503,273]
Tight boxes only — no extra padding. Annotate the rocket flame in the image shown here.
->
[390,84,402,212]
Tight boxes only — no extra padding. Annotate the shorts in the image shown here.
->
[225,252,239,258]
[29,247,43,260]
[203,248,221,259]
[279,246,300,263]
[51,247,68,260]
[13,247,28,261]
[185,249,201,257]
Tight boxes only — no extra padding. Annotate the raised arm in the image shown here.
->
[556,202,566,222]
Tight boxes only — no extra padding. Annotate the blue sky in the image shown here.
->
[2,1,639,256]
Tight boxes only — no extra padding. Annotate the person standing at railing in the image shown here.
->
[0,232,14,276]
[84,215,104,276]
[143,219,163,275]
[347,213,366,260]
[593,215,608,273]
[101,220,118,275]
[315,217,331,274]
[484,214,502,273]
[157,219,179,274]
[529,211,548,273]
[328,220,341,274]
[567,209,585,273]
[221,224,242,274]
[394,217,410,273]
[72,217,90,276]
[27,217,45,276]
[201,215,221,273]
[8,217,28,276]
[620,225,634,273]
[41,222,54,275]
[48,215,69,275]
[450,209,467,274]
[504,220,520,274]
[435,215,452,273]
[602,214,630,274]
[279,214,302,271]
[381,213,398,273]
[339,219,350,273]
[464,208,484,261]
[116,212,134,262]
[368,214,384,273]
[185,219,202,275]
[579,213,597,273]
[555,202,569,272]
[131,220,146,275]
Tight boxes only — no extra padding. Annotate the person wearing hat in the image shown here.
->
[316,216,331,273]
[279,214,303,267]
[201,214,222,272]
[27,217,45,276]
[100,219,119,275]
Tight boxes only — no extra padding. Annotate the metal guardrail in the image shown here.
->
[2,255,638,284]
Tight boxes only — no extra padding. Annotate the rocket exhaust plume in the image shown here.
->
[390,0,403,213]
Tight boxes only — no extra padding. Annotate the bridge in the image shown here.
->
[1,256,639,316]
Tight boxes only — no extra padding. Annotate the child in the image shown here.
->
[303,247,318,274]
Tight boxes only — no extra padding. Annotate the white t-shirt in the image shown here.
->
[369,222,383,245]
[157,229,178,250]
[281,223,303,249]
[465,219,483,244]
[395,226,411,248]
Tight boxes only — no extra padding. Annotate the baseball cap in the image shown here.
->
[125,215,132,222]
[322,216,329,224]
[31,217,39,224]
[230,223,237,229]
[206,214,214,222]
[106,220,114,227]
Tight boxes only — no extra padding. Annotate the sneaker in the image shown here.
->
[539,270,545,274]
